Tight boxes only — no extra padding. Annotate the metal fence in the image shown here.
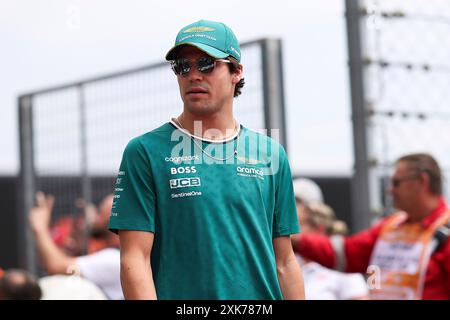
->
[18,39,287,272]
[347,0,450,230]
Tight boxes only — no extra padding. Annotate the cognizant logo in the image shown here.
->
[236,166,264,177]
[165,155,199,163]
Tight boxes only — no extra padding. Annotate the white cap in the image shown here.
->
[292,178,324,204]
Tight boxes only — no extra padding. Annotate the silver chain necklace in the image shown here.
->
[174,117,239,162]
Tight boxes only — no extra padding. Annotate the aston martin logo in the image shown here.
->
[183,27,215,33]
[237,156,261,165]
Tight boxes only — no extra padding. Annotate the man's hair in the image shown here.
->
[397,153,442,195]
[0,269,42,300]
[227,57,245,98]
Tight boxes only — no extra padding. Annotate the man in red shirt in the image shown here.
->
[293,153,450,299]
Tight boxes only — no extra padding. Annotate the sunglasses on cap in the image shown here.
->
[170,57,231,76]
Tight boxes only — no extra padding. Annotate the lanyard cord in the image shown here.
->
[174,117,239,162]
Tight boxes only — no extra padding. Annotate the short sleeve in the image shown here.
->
[108,137,156,234]
[272,145,300,238]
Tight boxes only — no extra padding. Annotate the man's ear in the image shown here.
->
[232,64,243,84]
[420,172,431,192]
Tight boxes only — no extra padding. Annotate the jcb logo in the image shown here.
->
[169,177,201,189]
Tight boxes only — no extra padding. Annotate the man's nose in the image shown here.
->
[186,67,204,81]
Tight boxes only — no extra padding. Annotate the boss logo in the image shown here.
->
[170,166,197,174]
[169,177,201,189]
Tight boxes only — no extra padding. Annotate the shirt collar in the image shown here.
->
[411,197,448,228]
[400,197,448,228]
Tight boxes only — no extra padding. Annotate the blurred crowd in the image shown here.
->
[1,153,449,300]
[291,178,369,299]
[0,193,122,300]
[292,153,450,300]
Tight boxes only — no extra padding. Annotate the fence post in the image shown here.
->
[346,0,381,232]
[78,84,93,255]
[18,95,38,273]
[261,39,288,152]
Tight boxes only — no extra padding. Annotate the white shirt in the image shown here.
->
[39,275,107,300]
[76,248,123,300]
[297,255,369,300]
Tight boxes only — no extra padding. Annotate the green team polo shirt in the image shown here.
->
[109,120,300,299]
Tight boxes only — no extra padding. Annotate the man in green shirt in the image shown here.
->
[109,19,305,300]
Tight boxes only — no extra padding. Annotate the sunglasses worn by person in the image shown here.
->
[170,57,231,76]
[391,174,419,188]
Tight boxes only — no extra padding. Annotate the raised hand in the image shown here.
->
[29,192,55,234]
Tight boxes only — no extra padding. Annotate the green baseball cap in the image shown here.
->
[165,19,241,62]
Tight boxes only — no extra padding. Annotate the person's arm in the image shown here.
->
[119,230,156,300]
[292,221,385,273]
[273,236,305,300]
[442,239,450,295]
[28,192,77,275]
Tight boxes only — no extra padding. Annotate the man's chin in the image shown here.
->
[185,104,218,116]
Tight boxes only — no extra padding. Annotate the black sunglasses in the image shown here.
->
[391,174,419,188]
[170,57,231,76]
